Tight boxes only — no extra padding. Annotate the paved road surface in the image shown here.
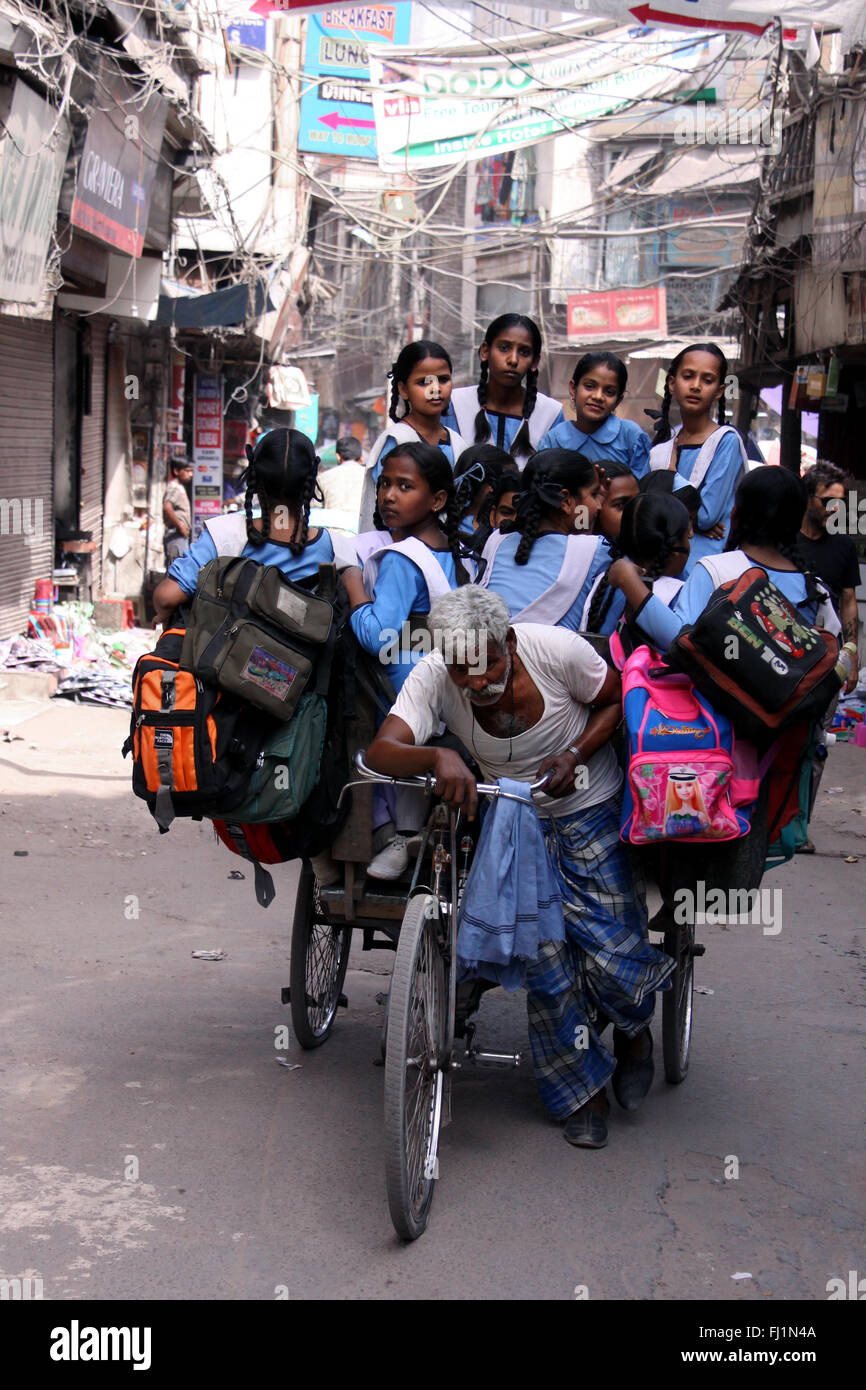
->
[0,702,863,1300]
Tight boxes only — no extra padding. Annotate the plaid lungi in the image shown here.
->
[525,798,675,1119]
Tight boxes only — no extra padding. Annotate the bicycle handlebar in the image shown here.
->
[353,750,552,797]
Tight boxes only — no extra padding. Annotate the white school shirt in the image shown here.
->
[389,623,622,819]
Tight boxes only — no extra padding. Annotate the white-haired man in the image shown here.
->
[366,586,673,1148]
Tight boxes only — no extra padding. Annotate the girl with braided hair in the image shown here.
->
[606,467,841,656]
[479,448,608,630]
[647,343,747,576]
[582,492,692,639]
[358,341,469,536]
[453,443,513,548]
[341,441,476,878]
[538,351,650,478]
[443,314,564,469]
[154,428,357,624]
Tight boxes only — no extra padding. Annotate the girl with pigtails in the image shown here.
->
[341,441,476,879]
[153,429,357,625]
[606,467,841,657]
[479,449,608,630]
[357,341,469,541]
[647,342,748,574]
[443,314,564,470]
[581,490,693,641]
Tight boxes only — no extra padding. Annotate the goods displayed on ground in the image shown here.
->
[0,595,156,711]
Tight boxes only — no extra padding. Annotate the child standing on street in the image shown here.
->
[538,351,650,477]
[444,314,564,468]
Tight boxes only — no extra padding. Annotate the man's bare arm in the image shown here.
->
[366,715,479,819]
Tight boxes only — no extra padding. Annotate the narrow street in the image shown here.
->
[1,700,862,1301]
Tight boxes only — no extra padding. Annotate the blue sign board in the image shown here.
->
[293,393,319,442]
[298,4,411,161]
[226,18,268,50]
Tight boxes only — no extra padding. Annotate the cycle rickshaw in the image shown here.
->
[287,738,702,1241]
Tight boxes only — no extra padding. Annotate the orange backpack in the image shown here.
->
[124,626,266,831]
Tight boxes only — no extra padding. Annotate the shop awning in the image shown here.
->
[603,144,661,189]
[642,147,761,196]
[155,280,273,329]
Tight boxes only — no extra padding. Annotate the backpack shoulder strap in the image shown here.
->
[698,550,754,590]
[514,535,598,625]
[648,434,677,471]
[204,512,250,556]
[529,393,566,445]
[689,426,748,490]
[478,528,509,587]
[362,536,454,602]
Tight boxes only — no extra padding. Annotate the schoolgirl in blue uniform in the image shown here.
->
[606,467,840,653]
[646,342,748,575]
[359,341,469,533]
[582,491,692,639]
[342,440,474,878]
[443,314,564,469]
[538,351,650,477]
[480,449,608,629]
[153,428,355,624]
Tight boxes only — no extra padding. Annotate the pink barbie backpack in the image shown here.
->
[620,645,752,846]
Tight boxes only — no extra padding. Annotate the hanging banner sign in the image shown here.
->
[193,374,224,536]
[567,287,667,340]
[370,27,725,170]
[167,351,186,449]
[248,2,864,47]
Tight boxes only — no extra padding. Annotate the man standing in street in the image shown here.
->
[798,459,861,850]
[799,460,861,679]
[317,436,366,532]
[163,459,194,564]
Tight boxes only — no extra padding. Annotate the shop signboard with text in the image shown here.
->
[70,63,167,257]
[249,1,855,49]
[298,4,411,161]
[567,288,667,340]
[193,375,224,537]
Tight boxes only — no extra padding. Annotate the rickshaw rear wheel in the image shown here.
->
[289,863,352,1050]
[662,918,695,1084]
[384,891,447,1241]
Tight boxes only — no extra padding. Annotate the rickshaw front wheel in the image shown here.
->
[384,891,447,1241]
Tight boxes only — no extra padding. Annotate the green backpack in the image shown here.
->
[221,693,327,824]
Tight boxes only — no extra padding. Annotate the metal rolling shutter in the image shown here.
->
[79,316,107,594]
[0,315,54,639]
